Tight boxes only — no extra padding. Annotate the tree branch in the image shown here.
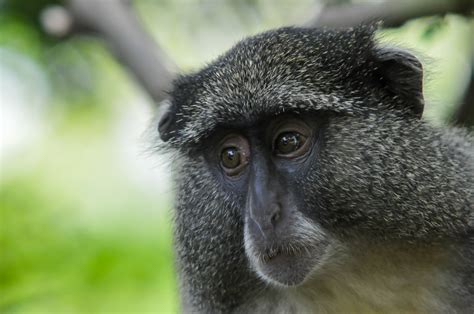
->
[306,0,472,28]
[42,0,177,104]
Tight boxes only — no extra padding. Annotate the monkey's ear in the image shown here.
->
[157,99,175,142]
[373,47,424,118]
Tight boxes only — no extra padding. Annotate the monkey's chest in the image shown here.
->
[286,269,452,314]
[237,264,454,314]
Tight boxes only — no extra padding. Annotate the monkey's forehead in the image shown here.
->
[164,25,379,147]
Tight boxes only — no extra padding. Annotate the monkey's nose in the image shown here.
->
[249,203,282,239]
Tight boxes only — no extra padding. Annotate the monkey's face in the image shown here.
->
[198,114,335,287]
[158,26,428,291]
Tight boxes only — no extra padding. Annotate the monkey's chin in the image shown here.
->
[251,249,322,287]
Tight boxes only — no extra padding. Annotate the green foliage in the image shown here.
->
[0,113,178,313]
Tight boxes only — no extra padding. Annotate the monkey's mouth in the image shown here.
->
[259,245,300,263]
[244,219,332,287]
[250,243,322,287]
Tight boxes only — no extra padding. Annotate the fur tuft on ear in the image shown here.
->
[373,47,424,118]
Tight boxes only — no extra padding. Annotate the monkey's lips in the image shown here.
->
[251,243,325,287]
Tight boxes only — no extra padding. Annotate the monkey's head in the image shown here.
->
[158,26,434,288]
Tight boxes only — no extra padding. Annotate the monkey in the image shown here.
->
[156,25,474,313]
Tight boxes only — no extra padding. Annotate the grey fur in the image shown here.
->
[157,26,474,313]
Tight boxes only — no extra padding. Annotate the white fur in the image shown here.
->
[236,243,454,314]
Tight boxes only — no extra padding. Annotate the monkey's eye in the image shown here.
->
[272,120,311,158]
[218,135,250,176]
[221,147,241,169]
[274,132,306,155]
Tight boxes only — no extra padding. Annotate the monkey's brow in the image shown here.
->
[172,89,360,147]
[206,92,357,125]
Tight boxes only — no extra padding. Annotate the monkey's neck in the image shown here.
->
[301,242,455,313]
[298,242,459,313]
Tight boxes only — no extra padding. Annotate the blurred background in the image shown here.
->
[0,0,472,313]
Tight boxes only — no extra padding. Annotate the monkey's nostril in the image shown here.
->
[271,210,281,225]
